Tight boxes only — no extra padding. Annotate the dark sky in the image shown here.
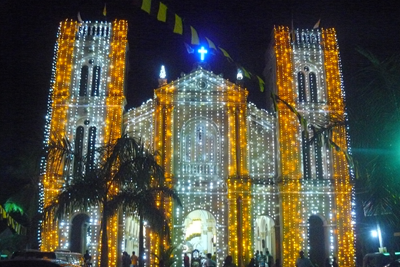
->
[1,0,399,180]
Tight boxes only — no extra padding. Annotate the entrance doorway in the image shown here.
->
[309,215,325,267]
[254,215,275,258]
[70,213,90,254]
[183,210,217,257]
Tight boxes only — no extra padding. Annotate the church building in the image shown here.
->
[40,19,355,267]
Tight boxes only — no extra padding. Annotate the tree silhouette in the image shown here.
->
[45,134,181,267]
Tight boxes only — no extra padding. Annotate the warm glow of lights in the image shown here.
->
[41,19,77,252]
[40,19,128,267]
[41,19,354,267]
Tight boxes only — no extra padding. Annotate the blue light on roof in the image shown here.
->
[198,46,208,61]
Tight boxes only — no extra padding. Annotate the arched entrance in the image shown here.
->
[309,215,325,267]
[254,215,276,259]
[70,213,90,254]
[183,210,217,258]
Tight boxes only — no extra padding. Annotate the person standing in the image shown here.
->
[223,255,237,267]
[259,252,266,267]
[205,253,216,267]
[184,253,190,267]
[122,251,131,267]
[131,251,138,267]
[295,251,314,267]
[84,250,92,267]
[211,252,217,262]
[265,249,272,267]
[255,251,260,267]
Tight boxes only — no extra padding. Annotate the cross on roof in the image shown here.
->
[198,46,208,61]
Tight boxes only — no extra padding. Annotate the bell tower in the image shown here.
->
[40,19,128,267]
[269,26,355,267]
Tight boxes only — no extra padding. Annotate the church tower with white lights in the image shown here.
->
[40,20,128,267]
[266,26,354,267]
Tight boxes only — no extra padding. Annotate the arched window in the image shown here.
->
[73,126,84,177]
[91,66,101,96]
[314,138,323,179]
[297,72,306,102]
[309,72,318,103]
[86,126,96,172]
[182,120,219,176]
[79,66,89,96]
[302,130,311,179]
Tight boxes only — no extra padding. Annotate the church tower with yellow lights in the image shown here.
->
[40,20,355,267]
[40,19,128,267]
[267,26,355,267]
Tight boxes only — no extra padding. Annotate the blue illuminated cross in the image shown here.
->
[198,46,208,61]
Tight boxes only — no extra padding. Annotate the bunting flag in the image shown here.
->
[218,47,233,62]
[271,93,278,113]
[103,3,107,16]
[190,26,199,45]
[141,0,151,14]
[184,43,194,54]
[135,0,266,91]
[313,19,321,29]
[157,2,167,22]
[205,37,216,50]
[240,67,251,79]
[257,76,265,92]
[173,14,183,34]
[77,12,83,23]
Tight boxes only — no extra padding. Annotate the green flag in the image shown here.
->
[157,2,167,22]
[173,14,183,34]
[218,47,233,62]
[257,75,265,92]
[190,26,199,45]
[141,0,151,14]
[205,37,216,50]
[241,67,251,79]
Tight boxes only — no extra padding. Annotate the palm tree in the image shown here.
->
[3,145,43,249]
[348,50,400,253]
[45,134,181,267]
[151,245,178,267]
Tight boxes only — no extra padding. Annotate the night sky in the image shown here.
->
[1,0,399,191]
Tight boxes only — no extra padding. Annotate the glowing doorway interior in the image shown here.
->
[254,215,275,257]
[183,210,217,256]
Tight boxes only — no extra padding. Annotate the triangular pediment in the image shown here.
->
[163,67,241,93]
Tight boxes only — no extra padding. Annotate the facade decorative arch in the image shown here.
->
[76,56,106,97]
[180,117,220,178]
[296,64,325,103]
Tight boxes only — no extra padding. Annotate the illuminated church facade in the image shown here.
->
[40,19,355,267]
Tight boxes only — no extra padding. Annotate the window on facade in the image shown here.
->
[91,66,101,96]
[73,126,84,177]
[302,130,311,179]
[86,127,96,172]
[196,125,205,162]
[314,138,324,179]
[182,121,218,176]
[79,66,89,96]
[309,72,318,103]
[297,72,306,102]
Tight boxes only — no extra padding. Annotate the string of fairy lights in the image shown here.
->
[41,15,354,267]
[273,26,355,267]
[40,20,128,267]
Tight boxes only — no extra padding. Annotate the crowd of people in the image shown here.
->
[118,249,341,267]
[122,251,138,267]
